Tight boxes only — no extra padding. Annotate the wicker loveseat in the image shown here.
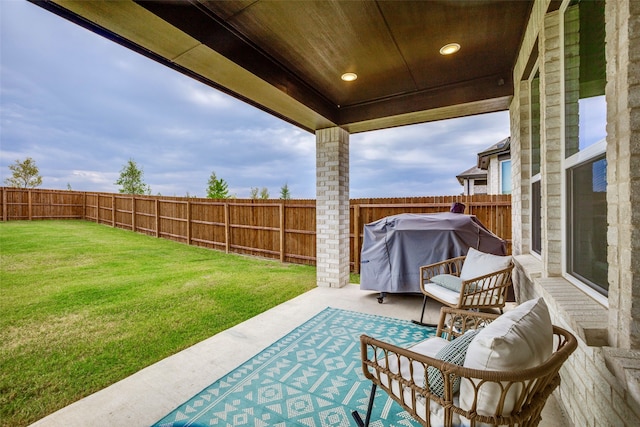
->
[353,299,577,427]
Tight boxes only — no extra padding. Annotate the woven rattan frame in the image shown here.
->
[357,308,577,427]
[420,256,514,311]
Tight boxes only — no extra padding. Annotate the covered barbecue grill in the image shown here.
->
[360,212,506,300]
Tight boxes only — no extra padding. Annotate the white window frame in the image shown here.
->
[562,140,608,307]
[499,159,512,195]
[559,0,608,307]
[529,64,542,259]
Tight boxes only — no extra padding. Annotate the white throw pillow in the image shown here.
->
[460,297,553,418]
[460,247,511,280]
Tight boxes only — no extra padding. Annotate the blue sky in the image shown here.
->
[0,1,509,199]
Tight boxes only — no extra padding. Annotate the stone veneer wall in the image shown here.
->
[605,0,640,351]
[487,157,500,194]
[515,262,640,426]
[510,1,640,425]
[511,80,530,256]
[539,10,563,277]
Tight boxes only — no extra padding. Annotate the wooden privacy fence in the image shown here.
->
[0,187,511,272]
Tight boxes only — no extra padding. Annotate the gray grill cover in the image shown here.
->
[360,212,506,293]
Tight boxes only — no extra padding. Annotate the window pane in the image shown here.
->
[532,180,541,255]
[565,0,606,158]
[501,160,512,194]
[568,157,608,294]
[531,71,541,176]
[530,68,541,254]
[578,95,606,149]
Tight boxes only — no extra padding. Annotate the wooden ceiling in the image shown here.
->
[34,0,534,133]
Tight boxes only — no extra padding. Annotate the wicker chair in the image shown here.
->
[353,307,577,427]
[415,254,514,326]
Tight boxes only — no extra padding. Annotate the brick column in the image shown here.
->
[606,0,640,349]
[511,80,531,256]
[316,127,350,288]
[540,10,563,276]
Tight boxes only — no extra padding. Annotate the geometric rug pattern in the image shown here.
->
[151,307,435,427]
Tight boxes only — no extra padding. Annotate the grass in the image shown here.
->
[0,220,317,427]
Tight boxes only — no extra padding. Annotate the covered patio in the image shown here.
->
[28,0,640,425]
[28,286,568,426]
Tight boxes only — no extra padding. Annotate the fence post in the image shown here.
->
[28,190,32,220]
[111,195,115,227]
[155,199,160,238]
[353,204,360,273]
[131,196,136,232]
[224,202,230,253]
[280,202,285,263]
[2,188,6,222]
[96,194,100,223]
[186,199,191,245]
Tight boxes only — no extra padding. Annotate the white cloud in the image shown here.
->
[179,80,235,110]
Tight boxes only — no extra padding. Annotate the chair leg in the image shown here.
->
[352,383,377,427]
[412,295,437,327]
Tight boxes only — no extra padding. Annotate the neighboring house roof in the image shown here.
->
[456,165,487,185]
[456,136,510,186]
[477,136,511,169]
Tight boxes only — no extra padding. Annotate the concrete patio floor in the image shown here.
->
[30,284,570,427]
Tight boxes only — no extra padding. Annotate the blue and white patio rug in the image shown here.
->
[151,307,435,427]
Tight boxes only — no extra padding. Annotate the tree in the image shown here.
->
[250,187,269,199]
[259,187,269,199]
[279,183,291,199]
[206,171,229,199]
[115,158,151,195]
[5,157,42,188]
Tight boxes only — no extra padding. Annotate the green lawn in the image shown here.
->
[0,220,317,427]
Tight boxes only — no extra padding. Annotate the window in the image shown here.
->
[564,0,607,294]
[530,69,541,255]
[567,156,608,294]
[531,180,542,254]
[565,0,606,157]
[531,71,541,177]
[500,160,512,194]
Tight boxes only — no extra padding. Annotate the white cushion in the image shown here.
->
[460,297,553,418]
[424,283,501,307]
[378,337,449,391]
[409,337,450,357]
[430,274,463,292]
[375,337,463,427]
[460,247,511,281]
[424,283,463,305]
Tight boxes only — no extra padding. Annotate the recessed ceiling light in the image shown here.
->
[439,43,461,55]
[341,72,358,82]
